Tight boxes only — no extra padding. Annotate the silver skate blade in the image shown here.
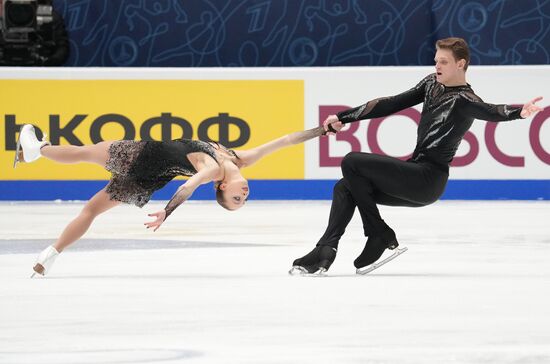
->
[288,266,327,277]
[13,130,22,169]
[356,247,408,275]
[30,269,45,278]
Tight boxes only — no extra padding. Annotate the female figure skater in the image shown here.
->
[290,37,543,275]
[16,121,342,277]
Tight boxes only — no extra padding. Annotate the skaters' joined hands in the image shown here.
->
[145,210,166,232]
[323,115,344,135]
[521,96,543,118]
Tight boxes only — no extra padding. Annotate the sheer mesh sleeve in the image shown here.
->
[163,187,193,220]
[337,74,432,123]
[463,99,523,122]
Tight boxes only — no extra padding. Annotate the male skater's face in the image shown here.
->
[434,49,466,85]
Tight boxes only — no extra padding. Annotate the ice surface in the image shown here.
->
[1,201,549,364]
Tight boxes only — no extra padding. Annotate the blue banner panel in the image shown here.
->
[48,0,548,67]
[1,180,549,201]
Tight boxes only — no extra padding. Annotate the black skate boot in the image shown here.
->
[354,232,408,275]
[289,245,337,276]
[353,236,398,269]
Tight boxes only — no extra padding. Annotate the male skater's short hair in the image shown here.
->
[436,37,470,71]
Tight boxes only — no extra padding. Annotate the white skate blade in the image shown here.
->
[356,247,408,275]
[288,266,328,277]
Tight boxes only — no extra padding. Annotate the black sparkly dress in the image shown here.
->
[105,139,218,207]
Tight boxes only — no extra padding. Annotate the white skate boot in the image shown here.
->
[31,246,60,278]
[14,124,50,168]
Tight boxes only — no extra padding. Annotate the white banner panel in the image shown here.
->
[304,66,550,179]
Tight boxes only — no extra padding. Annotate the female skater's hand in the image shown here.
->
[145,210,166,232]
[323,115,343,135]
[521,97,543,118]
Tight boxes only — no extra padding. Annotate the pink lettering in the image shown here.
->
[319,106,361,167]
[485,122,525,167]
[318,104,549,168]
[529,106,550,165]
[368,109,420,160]
[450,131,478,167]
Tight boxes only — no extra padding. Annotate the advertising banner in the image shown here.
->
[304,67,549,180]
[1,79,304,180]
[1,66,548,200]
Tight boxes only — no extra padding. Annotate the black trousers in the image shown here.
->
[317,152,449,248]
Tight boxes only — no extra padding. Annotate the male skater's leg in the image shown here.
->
[291,179,358,273]
[340,152,447,268]
[316,179,357,248]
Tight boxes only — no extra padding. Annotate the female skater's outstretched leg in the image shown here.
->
[16,124,112,168]
[52,188,120,253]
[19,124,121,276]
[40,142,113,167]
[33,188,120,276]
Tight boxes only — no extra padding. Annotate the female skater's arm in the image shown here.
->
[464,96,543,122]
[237,123,342,168]
[145,166,219,231]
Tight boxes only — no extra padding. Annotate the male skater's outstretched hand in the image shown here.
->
[521,96,543,118]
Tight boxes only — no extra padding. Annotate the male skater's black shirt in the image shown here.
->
[337,73,523,170]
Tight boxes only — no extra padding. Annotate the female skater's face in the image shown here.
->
[219,178,250,210]
[434,49,466,85]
